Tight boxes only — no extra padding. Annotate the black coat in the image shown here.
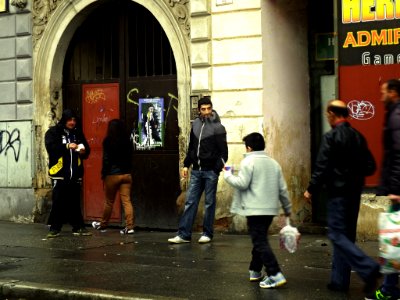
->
[307,121,376,196]
[45,123,90,181]
[378,101,400,195]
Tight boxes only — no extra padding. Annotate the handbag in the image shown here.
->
[378,209,400,273]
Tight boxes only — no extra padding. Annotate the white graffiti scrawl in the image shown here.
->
[347,100,375,121]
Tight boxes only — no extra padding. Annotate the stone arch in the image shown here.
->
[33,0,191,188]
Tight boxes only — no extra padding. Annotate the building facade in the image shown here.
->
[5,0,380,232]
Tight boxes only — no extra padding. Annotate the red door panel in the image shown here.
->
[82,83,121,222]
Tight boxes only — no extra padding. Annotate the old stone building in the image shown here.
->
[1,0,392,237]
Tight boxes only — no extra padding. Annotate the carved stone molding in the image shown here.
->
[162,0,190,38]
[11,0,28,9]
[32,0,190,48]
[32,0,62,48]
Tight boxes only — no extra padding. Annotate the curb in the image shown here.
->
[0,280,184,300]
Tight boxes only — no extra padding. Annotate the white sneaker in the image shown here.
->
[120,228,134,235]
[249,270,263,282]
[259,272,287,289]
[92,221,106,232]
[168,235,190,244]
[198,235,211,244]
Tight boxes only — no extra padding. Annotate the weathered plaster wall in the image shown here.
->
[0,1,35,221]
[262,0,311,224]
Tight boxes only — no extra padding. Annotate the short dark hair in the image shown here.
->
[243,132,265,151]
[386,79,400,96]
[327,102,349,118]
[198,97,212,110]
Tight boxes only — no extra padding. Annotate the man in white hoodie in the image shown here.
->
[224,132,291,289]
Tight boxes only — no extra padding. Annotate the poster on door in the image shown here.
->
[136,98,164,150]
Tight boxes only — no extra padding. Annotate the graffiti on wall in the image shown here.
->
[0,121,32,187]
[0,128,21,162]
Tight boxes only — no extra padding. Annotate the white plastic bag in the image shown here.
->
[378,210,400,273]
[279,217,301,253]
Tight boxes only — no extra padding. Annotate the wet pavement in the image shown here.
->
[0,220,380,300]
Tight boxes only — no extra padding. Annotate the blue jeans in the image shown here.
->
[178,170,218,240]
[382,203,400,296]
[327,192,380,289]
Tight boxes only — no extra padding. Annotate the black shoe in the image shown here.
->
[46,230,60,238]
[363,267,382,293]
[365,287,394,300]
[327,283,349,292]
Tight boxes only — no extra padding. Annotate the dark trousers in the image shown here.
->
[247,215,281,276]
[48,179,85,231]
[327,191,379,289]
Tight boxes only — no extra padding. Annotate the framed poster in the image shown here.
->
[0,0,8,13]
[138,98,164,149]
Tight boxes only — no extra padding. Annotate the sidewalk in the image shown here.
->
[0,221,379,300]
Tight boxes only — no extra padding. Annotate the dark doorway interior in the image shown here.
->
[62,0,180,229]
[307,0,335,223]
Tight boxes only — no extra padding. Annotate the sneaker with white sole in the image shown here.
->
[259,272,287,289]
[92,221,107,232]
[198,235,211,244]
[168,235,190,244]
[120,227,134,235]
[249,270,263,282]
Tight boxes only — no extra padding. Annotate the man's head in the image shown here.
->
[148,105,154,112]
[198,97,213,118]
[381,79,400,106]
[326,100,348,126]
[243,132,265,152]
[60,109,77,130]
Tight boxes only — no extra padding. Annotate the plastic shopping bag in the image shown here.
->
[279,217,301,253]
[378,210,400,273]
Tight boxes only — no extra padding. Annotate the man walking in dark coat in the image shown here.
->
[367,79,400,300]
[304,100,379,295]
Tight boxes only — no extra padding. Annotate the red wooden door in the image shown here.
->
[82,83,121,221]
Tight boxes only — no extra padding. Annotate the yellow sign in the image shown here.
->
[0,0,7,13]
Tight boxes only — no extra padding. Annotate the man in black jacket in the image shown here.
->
[367,79,400,300]
[45,109,92,238]
[304,100,379,294]
[168,97,228,244]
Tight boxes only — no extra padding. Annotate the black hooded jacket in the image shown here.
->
[378,101,400,195]
[45,109,90,181]
[183,110,228,174]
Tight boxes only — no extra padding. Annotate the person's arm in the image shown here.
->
[306,133,333,195]
[214,125,228,173]
[45,127,66,157]
[224,160,252,190]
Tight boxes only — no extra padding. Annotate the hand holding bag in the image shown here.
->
[279,217,301,253]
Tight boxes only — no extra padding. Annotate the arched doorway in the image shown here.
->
[62,0,181,229]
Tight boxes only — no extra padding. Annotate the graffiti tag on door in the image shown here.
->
[0,128,21,161]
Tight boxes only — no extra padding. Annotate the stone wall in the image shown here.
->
[0,1,35,221]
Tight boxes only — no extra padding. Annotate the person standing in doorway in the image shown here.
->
[45,109,92,238]
[168,97,228,244]
[224,132,291,289]
[304,100,379,295]
[92,119,135,235]
[366,79,400,300]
